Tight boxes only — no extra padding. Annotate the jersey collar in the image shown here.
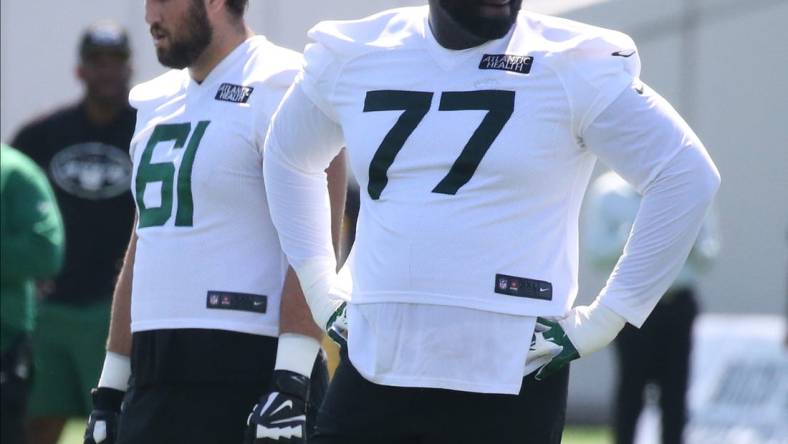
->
[420,10,516,72]
[186,36,264,94]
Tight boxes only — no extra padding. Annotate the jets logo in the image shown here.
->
[49,142,131,200]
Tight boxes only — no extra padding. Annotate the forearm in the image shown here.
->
[106,228,137,356]
[279,268,323,341]
[275,272,322,375]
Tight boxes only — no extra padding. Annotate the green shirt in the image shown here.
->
[1,145,64,352]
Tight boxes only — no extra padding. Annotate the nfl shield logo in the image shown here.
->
[209,294,219,306]
[498,278,509,290]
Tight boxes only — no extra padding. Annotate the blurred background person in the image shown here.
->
[9,20,136,444]
[1,144,65,444]
[584,170,720,444]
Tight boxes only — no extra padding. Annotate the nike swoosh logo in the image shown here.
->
[539,287,550,292]
[271,399,293,416]
[270,415,306,425]
[612,50,636,58]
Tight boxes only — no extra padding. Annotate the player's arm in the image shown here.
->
[245,71,346,441]
[84,219,136,444]
[264,80,346,332]
[686,207,720,272]
[532,82,720,380]
[249,154,346,442]
[271,148,346,368]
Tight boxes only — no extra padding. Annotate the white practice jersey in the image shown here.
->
[129,36,301,336]
[301,7,644,316]
[264,7,719,393]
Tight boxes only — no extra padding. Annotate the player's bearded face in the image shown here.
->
[150,0,213,69]
[439,0,523,40]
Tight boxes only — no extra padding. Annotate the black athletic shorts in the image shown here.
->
[312,353,569,444]
[116,329,328,444]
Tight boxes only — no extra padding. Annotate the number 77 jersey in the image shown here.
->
[127,36,302,336]
[298,6,644,316]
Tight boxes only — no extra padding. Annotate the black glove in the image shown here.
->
[83,387,124,444]
[244,370,310,443]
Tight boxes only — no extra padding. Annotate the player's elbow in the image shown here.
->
[693,155,720,207]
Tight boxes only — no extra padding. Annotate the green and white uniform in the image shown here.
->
[129,36,301,337]
[0,145,64,352]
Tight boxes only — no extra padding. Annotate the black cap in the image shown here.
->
[79,20,130,60]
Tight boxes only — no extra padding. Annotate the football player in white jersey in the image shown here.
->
[81,1,345,444]
[262,0,720,443]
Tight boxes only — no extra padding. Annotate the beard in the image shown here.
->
[154,0,213,69]
[438,0,523,40]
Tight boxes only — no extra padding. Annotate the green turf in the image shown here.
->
[61,419,612,443]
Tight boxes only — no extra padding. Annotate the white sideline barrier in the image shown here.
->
[635,314,787,444]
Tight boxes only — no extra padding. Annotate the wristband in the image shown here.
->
[274,333,321,377]
[97,351,131,391]
[295,259,345,330]
[561,300,627,356]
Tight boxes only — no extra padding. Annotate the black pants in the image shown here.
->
[613,289,698,444]
[116,329,328,444]
[312,355,569,444]
[0,335,33,444]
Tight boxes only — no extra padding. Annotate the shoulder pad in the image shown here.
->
[128,69,187,111]
[242,38,303,92]
[519,13,641,133]
[307,6,426,61]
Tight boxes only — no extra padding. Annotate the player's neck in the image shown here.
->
[189,22,254,84]
[428,6,489,50]
[84,96,126,126]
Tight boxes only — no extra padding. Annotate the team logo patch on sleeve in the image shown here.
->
[494,274,552,300]
[215,83,254,103]
[479,54,533,74]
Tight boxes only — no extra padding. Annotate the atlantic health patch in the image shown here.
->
[215,83,254,103]
[479,54,534,74]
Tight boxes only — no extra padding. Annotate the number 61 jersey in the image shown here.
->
[128,36,301,336]
[297,6,664,317]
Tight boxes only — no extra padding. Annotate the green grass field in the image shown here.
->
[59,419,612,443]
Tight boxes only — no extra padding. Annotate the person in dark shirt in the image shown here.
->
[10,20,136,444]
